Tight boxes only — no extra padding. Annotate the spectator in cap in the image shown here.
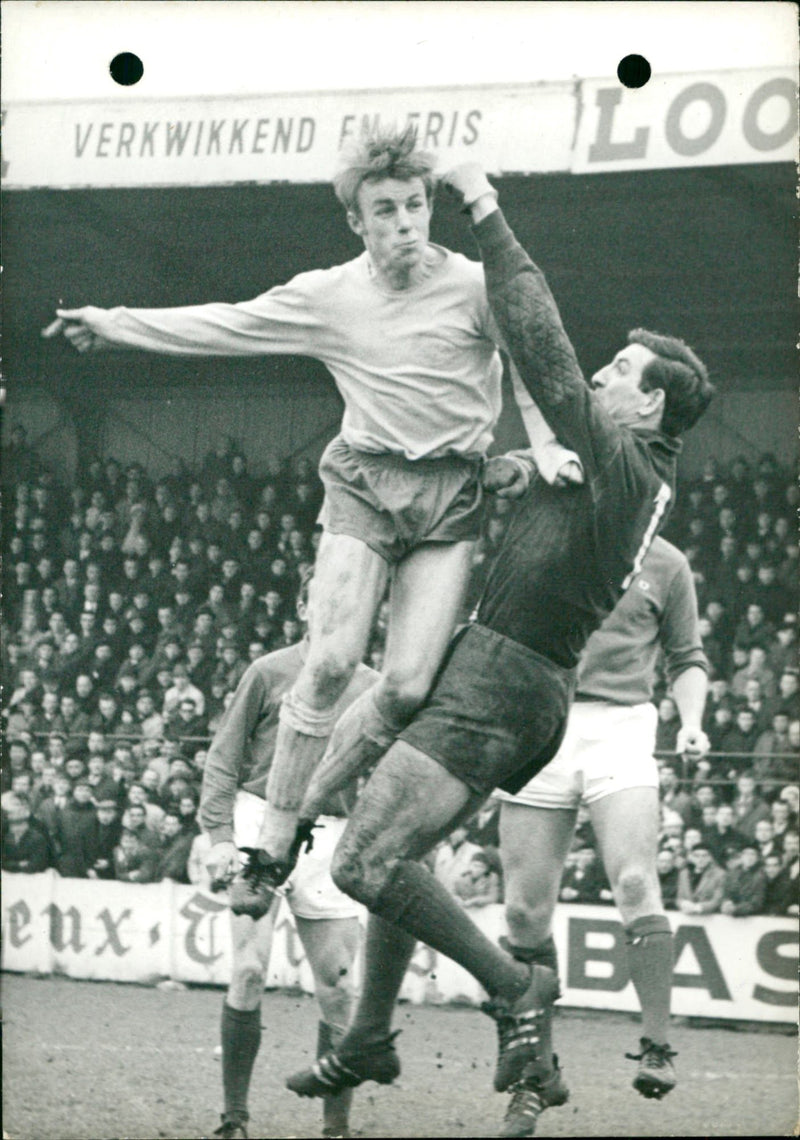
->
[655,849,680,911]
[123,782,165,834]
[703,804,747,867]
[769,667,800,722]
[87,799,122,879]
[87,640,118,690]
[241,530,269,593]
[734,603,776,654]
[1,772,34,815]
[34,771,72,850]
[271,616,303,653]
[120,801,161,854]
[770,798,796,844]
[654,696,681,755]
[780,785,799,818]
[90,692,123,738]
[163,663,205,719]
[189,609,217,657]
[27,689,62,739]
[185,641,214,693]
[658,764,695,827]
[720,845,766,916]
[214,641,247,692]
[732,648,776,703]
[559,844,611,906]
[54,778,98,877]
[677,845,725,914]
[115,668,141,712]
[718,708,760,778]
[752,560,793,627]
[2,795,51,873]
[154,811,194,883]
[130,689,164,743]
[113,828,158,883]
[30,762,58,816]
[752,712,796,792]
[781,829,799,878]
[762,852,797,916]
[176,791,201,837]
[730,774,771,841]
[86,752,119,806]
[753,818,782,863]
[165,697,208,755]
[147,635,185,684]
[205,677,232,735]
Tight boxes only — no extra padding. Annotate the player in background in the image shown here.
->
[43,126,580,916]
[200,575,378,1140]
[496,535,709,1136]
[285,163,714,1130]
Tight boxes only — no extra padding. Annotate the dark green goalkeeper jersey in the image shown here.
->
[471,210,681,670]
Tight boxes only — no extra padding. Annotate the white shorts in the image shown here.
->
[233,790,361,921]
[496,700,659,810]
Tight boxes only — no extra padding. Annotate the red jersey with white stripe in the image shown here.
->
[577,536,708,705]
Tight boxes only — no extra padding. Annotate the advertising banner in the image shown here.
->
[2,873,796,1024]
[2,68,795,189]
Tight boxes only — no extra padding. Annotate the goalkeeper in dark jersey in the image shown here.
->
[285,163,715,1135]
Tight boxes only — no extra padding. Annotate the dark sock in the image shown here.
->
[503,934,560,998]
[625,914,673,1045]
[319,1021,353,1134]
[221,1003,261,1123]
[372,859,528,1000]
[344,913,417,1047]
[503,934,559,975]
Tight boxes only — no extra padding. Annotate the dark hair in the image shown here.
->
[333,124,436,215]
[627,328,714,437]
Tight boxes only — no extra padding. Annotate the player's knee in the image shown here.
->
[314,953,356,1005]
[331,844,385,908]
[614,866,654,911]
[315,973,355,1028]
[378,670,431,723]
[505,897,552,943]
[229,961,267,1007]
[307,648,361,703]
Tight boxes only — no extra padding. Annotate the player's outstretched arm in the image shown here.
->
[42,309,118,353]
[443,163,587,417]
[41,276,327,358]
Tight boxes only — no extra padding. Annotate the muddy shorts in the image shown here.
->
[399,623,576,797]
[317,435,485,564]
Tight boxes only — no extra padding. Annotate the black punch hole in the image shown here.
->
[617,54,651,89]
[110,52,144,87]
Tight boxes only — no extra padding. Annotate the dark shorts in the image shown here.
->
[399,623,576,798]
[317,435,485,564]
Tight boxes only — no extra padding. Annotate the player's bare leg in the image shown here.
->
[288,741,558,1099]
[496,804,576,1136]
[301,540,475,819]
[591,787,677,1099]
[288,913,416,1100]
[296,915,361,1138]
[216,906,278,1140]
[230,533,388,917]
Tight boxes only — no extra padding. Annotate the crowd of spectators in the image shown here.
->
[2,426,797,917]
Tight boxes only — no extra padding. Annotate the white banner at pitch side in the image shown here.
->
[2,68,796,189]
[2,873,796,1024]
